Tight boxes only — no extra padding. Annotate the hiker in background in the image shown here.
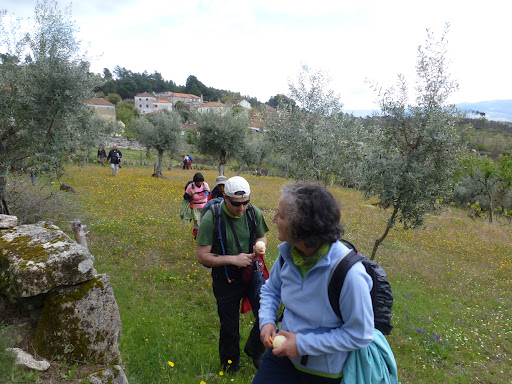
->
[185,172,210,238]
[208,175,227,201]
[183,154,193,169]
[97,146,107,167]
[106,144,122,176]
[253,183,374,384]
[196,176,268,373]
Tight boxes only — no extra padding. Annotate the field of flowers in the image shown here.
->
[62,163,512,384]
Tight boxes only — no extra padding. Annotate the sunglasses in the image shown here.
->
[227,196,250,207]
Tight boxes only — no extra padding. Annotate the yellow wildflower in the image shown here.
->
[168,361,174,367]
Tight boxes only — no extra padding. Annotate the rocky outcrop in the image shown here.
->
[0,215,127,382]
[0,214,18,229]
[86,365,129,384]
[34,274,122,365]
[7,347,50,371]
[0,221,96,301]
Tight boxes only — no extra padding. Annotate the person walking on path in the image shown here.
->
[107,144,123,175]
[185,172,210,238]
[196,176,268,373]
[97,146,107,167]
[208,175,227,201]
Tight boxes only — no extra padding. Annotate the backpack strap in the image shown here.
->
[328,250,364,321]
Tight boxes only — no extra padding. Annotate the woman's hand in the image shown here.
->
[260,323,276,349]
[272,330,298,358]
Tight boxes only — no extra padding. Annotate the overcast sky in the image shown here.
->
[2,0,511,110]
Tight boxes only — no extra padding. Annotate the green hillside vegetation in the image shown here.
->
[2,163,511,383]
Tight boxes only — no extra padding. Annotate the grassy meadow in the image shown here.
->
[42,161,512,383]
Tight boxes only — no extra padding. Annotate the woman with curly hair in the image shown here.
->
[253,183,374,384]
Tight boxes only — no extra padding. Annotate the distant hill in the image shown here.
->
[456,100,512,122]
[346,99,512,122]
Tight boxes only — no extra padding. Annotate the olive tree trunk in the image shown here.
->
[153,148,164,177]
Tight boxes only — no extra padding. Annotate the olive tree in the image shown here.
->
[194,109,247,176]
[268,66,360,185]
[132,110,182,177]
[0,0,103,214]
[360,26,464,260]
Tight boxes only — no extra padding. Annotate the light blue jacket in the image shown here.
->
[259,240,374,378]
[341,329,400,384]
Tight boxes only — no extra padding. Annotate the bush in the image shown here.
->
[7,175,82,226]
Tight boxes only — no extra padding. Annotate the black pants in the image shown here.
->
[212,269,266,367]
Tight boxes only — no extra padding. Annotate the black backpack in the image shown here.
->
[183,181,193,200]
[280,239,393,335]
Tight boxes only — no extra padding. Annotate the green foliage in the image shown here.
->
[106,93,121,105]
[132,110,183,176]
[360,25,463,259]
[116,101,140,132]
[194,109,248,175]
[453,153,512,222]
[0,0,105,213]
[268,65,361,185]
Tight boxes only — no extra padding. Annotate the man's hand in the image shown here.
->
[232,253,255,267]
[260,323,276,349]
[272,330,298,359]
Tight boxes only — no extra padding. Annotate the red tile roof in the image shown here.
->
[136,92,153,97]
[200,101,226,108]
[86,98,114,106]
[172,93,201,99]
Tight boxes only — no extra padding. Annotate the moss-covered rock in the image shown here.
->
[86,365,129,384]
[34,274,122,365]
[0,221,96,301]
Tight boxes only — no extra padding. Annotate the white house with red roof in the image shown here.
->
[197,101,229,114]
[134,92,173,115]
[157,92,203,109]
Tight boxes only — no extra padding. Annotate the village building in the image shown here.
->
[86,98,116,122]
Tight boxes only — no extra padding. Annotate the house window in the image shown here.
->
[139,105,142,108]
[146,105,149,108]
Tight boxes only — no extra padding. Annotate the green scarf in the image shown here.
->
[291,243,331,277]
[222,202,241,219]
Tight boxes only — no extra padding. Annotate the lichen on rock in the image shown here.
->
[0,221,96,300]
[34,274,122,365]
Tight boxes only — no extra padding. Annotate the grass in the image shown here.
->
[6,161,511,383]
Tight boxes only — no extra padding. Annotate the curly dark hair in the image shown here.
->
[281,183,344,248]
[192,172,204,183]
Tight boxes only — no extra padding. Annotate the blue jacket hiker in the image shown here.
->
[253,183,374,384]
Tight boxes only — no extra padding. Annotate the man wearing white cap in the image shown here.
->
[196,176,268,373]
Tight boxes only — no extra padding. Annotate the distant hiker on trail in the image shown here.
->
[184,172,210,238]
[97,146,106,167]
[208,175,227,201]
[107,144,122,175]
[196,176,269,374]
[183,154,192,169]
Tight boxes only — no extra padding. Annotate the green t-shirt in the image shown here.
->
[197,203,269,255]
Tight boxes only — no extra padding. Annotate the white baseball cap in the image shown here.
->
[224,176,251,198]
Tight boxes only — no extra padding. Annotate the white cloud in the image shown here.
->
[2,0,511,108]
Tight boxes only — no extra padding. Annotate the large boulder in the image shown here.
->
[0,214,18,229]
[34,274,122,365]
[0,221,96,301]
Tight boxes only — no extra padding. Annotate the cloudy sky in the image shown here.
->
[2,0,511,110]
